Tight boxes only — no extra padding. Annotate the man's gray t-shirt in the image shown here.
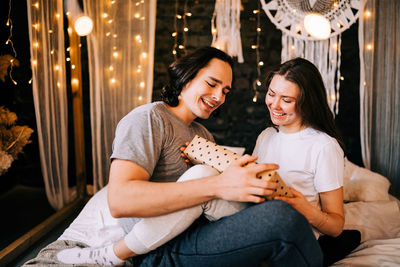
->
[58,102,214,246]
[111,101,214,182]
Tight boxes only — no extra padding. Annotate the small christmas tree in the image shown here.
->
[0,106,33,175]
[0,55,33,175]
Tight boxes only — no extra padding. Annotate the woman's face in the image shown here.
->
[265,74,303,133]
[179,58,232,124]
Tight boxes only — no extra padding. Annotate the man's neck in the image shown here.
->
[165,103,195,125]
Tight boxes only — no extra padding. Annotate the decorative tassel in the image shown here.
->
[281,33,341,114]
[211,0,244,63]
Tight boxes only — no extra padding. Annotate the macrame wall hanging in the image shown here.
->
[211,0,244,63]
[261,0,362,114]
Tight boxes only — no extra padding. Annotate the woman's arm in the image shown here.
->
[310,187,344,237]
[276,187,344,237]
[108,155,279,218]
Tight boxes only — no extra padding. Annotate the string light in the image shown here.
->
[5,0,18,85]
[172,0,190,59]
[252,1,262,103]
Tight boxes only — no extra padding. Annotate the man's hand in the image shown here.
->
[213,155,279,203]
[180,142,191,163]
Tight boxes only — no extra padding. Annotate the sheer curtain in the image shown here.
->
[359,0,400,197]
[27,0,73,210]
[83,0,156,192]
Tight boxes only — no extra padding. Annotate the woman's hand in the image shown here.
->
[179,141,191,164]
[276,187,345,237]
[274,187,315,217]
[213,154,279,203]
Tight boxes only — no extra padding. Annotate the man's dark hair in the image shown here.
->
[161,47,234,107]
[264,57,345,152]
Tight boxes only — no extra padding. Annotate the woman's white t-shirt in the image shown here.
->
[253,127,344,236]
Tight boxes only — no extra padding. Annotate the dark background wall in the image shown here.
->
[152,0,363,165]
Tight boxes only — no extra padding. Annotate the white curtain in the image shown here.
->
[83,0,156,192]
[27,0,74,210]
[359,0,400,197]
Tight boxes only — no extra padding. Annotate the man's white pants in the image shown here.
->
[124,165,248,254]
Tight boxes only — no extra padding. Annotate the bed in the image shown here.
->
[333,159,400,266]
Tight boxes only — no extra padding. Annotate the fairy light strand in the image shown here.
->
[252,2,262,102]
[172,0,179,59]
[182,0,189,54]
[172,0,190,59]
[5,0,18,85]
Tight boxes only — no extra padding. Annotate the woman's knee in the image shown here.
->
[177,165,219,182]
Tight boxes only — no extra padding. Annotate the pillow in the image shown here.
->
[343,158,391,202]
[343,200,400,242]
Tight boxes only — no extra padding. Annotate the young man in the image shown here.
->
[25,47,322,267]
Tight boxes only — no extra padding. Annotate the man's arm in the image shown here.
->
[108,155,279,218]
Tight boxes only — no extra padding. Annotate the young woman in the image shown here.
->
[255,58,360,266]
[254,57,345,238]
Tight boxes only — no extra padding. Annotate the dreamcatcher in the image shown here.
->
[261,0,363,114]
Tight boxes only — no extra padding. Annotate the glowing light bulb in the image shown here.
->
[303,13,331,40]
